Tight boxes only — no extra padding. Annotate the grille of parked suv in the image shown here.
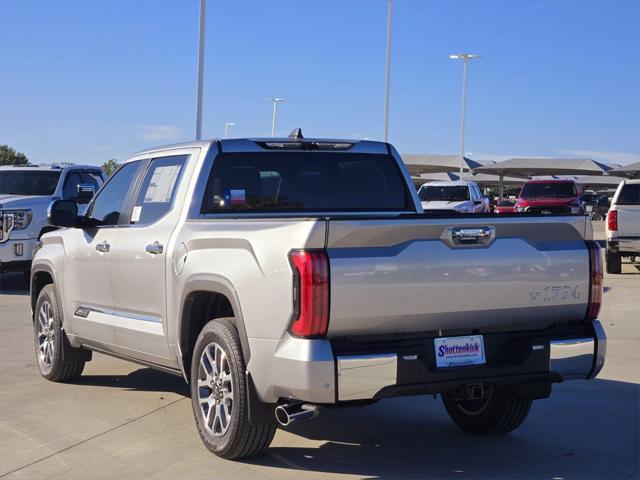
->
[526,206,572,215]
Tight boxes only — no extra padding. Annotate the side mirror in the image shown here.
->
[48,199,78,228]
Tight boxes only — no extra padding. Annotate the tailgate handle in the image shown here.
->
[450,226,495,246]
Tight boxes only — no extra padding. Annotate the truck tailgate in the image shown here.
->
[617,205,640,237]
[326,216,590,336]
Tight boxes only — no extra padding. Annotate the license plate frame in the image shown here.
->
[434,335,486,368]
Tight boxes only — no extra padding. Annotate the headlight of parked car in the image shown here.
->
[2,209,33,229]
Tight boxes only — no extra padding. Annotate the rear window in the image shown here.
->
[520,182,576,199]
[418,185,469,202]
[617,184,640,205]
[200,152,410,213]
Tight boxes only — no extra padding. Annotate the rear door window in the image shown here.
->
[131,155,187,224]
[200,152,410,213]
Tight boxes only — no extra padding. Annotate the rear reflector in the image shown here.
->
[607,210,618,231]
[586,241,603,321]
[288,250,330,338]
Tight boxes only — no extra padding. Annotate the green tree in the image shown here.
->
[0,145,29,166]
[102,158,118,176]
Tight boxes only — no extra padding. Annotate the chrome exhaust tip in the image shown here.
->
[275,402,319,426]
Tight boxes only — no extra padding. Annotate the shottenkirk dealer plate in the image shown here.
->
[434,335,486,368]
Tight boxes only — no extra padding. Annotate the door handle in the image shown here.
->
[446,226,496,247]
[95,241,110,253]
[145,241,164,255]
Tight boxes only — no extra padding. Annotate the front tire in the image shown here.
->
[606,248,622,274]
[190,318,276,460]
[442,386,532,435]
[34,284,85,381]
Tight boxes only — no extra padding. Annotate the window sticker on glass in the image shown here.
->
[144,165,181,203]
[226,189,246,206]
[131,205,142,223]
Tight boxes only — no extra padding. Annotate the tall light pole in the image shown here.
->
[268,98,285,137]
[449,53,481,176]
[383,0,393,142]
[195,0,206,140]
[224,122,235,139]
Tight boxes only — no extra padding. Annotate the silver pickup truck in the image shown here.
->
[32,132,606,460]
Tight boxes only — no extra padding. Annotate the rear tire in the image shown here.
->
[190,318,276,460]
[442,386,532,435]
[606,249,622,274]
[34,284,85,382]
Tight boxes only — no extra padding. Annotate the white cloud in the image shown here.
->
[560,150,640,166]
[139,125,182,142]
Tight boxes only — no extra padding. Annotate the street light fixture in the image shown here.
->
[449,53,481,176]
[195,0,206,140]
[383,0,393,142]
[224,122,235,139]
[268,98,286,137]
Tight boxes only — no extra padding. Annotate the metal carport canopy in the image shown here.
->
[412,171,526,188]
[473,158,612,197]
[609,161,640,178]
[401,154,483,175]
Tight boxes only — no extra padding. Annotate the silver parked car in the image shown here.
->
[31,131,606,459]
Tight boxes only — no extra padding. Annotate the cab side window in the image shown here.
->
[63,170,103,204]
[130,155,187,225]
[88,161,141,226]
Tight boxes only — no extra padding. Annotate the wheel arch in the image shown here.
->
[30,263,57,321]
[178,277,251,381]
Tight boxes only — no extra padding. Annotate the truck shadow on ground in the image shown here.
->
[247,378,639,479]
[70,368,189,396]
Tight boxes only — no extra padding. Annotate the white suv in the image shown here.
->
[418,180,489,213]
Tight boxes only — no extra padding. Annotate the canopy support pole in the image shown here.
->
[499,172,504,199]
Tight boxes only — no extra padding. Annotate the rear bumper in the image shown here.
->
[608,237,640,255]
[249,321,607,404]
[335,320,607,402]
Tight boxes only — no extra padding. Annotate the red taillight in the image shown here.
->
[586,241,603,321]
[288,250,330,338]
[607,210,618,231]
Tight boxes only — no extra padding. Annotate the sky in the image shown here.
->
[1,0,639,167]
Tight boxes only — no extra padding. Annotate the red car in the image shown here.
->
[515,180,584,215]
[494,199,516,213]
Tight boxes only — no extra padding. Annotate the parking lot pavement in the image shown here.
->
[1,265,638,480]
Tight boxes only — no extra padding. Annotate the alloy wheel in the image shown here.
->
[197,342,234,436]
[36,300,55,370]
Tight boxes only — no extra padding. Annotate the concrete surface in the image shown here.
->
[1,259,639,480]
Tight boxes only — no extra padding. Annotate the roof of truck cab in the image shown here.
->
[129,137,389,158]
[0,164,101,171]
